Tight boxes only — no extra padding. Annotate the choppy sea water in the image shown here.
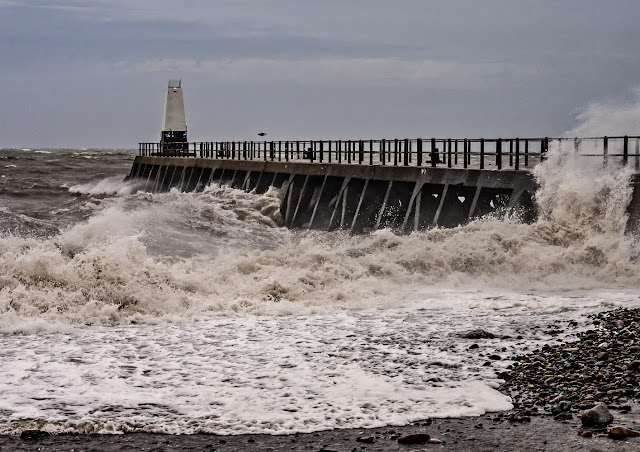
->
[0,147,639,435]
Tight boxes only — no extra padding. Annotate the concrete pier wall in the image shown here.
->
[127,156,539,232]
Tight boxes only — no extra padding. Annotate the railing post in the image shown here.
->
[328,141,332,163]
[417,138,423,167]
[496,138,502,169]
[603,136,609,168]
[393,139,398,166]
[369,139,373,165]
[524,139,529,167]
[359,140,364,164]
[541,138,548,162]
[515,138,520,170]
[320,141,324,163]
[480,138,485,169]
[346,140,351,164]
[636,138,640,171]
[429,138,436,168]
[509,139,513,167]
[380,139,385,165]
[623,135,629,166]
[403,138,409,166]
[463,139,468,169]
[454,140,458,165]
[447,139,452,168]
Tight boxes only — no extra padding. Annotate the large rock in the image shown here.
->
[580,403,613,427]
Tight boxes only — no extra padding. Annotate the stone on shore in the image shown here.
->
[609,426,640,439]
[20,430,50,440]
[580,403,614,427]
[461,329,496,339]
[356,435,374,443]
[397,433,431,444]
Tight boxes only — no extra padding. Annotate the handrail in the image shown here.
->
[137,136,640,171]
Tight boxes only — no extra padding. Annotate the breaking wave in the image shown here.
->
[0,145,638,333]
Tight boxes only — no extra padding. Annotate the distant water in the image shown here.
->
[0,146,639,435]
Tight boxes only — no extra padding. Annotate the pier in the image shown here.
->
[126,81,640,233]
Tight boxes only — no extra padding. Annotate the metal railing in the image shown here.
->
[138,136,640,171]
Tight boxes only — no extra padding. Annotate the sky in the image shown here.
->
[1,0,639,148]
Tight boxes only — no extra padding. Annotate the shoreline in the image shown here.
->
[1,412,639,452]
[3,307,640,451]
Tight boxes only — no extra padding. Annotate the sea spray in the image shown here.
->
[69,176,145,196]
[567,86,640,137]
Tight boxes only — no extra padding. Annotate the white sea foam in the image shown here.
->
[0,292,635,436]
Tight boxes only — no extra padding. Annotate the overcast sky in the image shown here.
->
[1,0,639,148]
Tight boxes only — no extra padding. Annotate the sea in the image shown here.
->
[0,145,639,435]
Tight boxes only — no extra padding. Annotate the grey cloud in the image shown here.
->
[0,0,639,147]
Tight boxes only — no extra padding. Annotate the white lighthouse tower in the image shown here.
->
[160,79,187,154]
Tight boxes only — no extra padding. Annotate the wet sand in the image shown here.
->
[2,411,639,452]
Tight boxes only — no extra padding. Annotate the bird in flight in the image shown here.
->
[257,132,267,137]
